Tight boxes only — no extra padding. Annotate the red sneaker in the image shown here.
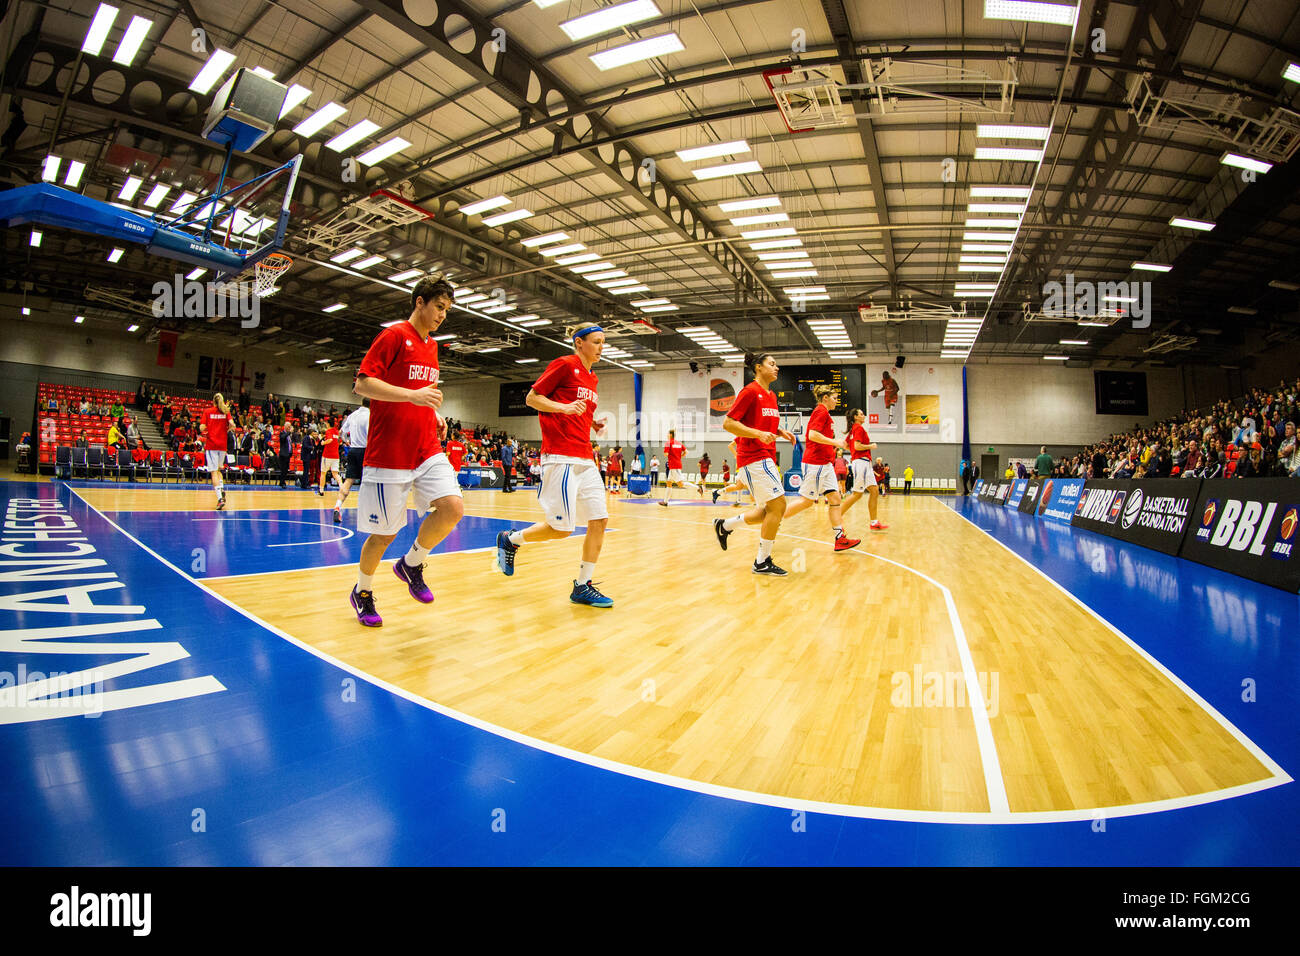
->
[870,521,889,531]
[834,535,861,552]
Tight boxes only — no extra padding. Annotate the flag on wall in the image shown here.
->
[156,330,178,368]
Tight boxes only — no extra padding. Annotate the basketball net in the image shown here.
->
[253,252,292,297]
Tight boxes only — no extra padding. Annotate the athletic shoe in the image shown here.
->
[712,490,720,504]
[658,500,668,507]
[698,486,705,497]
[870,520,889,531]
[714,517,732,551]
[494,530,518,577]
[216,497,226,511]
[570,580,613,608]
[333,506,342,524]
[350,587,382,627]
[834,535,861,552]
[316,488,324,497]
[752,557,788,576]
[393,558,435,603]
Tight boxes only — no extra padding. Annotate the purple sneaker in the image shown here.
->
[350,587,382,627]
[393,558,435,604]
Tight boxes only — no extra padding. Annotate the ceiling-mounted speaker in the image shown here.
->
[896,355,906,368]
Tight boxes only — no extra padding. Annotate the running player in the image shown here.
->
[493,324,613,608]
[200,393,231,510]
[712,352,796,575]
[318,421,342,498]
[348,277,465,627]
[658,429,702,506]
[778,385,860,551]
[871,370,900,425]
[333,399,369,524]
[840,407,887,530]
[712,439,750,506]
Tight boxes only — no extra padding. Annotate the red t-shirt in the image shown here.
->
[202,408,229,451]
[664,441,686,470]
[533,355,598,459]
[803,404,835,465]
[445,439,466,470]
[850,424,873,462]
[358,320,443,471]
[727,381,780,467]
[322,427,340,459]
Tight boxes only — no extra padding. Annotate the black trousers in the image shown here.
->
[278,455,291,486]
[501,465,513,492]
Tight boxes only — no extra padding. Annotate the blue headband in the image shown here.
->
[574,324,603,340]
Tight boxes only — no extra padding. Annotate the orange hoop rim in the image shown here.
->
[257,251,293,273]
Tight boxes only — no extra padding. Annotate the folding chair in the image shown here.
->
[85,446,104,480]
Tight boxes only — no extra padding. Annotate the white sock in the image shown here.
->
[357,570,373,592]
[214,483,223,500]
[833,526,844,538]
[577,561,595,585]
[334,497,344,509]
[757,537,774,563]
[507,530,525,546]
[723,514,745,531]
[404,541,430,567]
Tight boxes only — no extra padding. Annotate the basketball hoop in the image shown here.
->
[253,252,292,297]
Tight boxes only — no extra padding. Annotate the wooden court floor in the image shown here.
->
[76,483,1277,819]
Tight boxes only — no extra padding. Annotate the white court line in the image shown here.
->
[189,515,355,548]
[68,485,1288,825]
[939,497,1293,793]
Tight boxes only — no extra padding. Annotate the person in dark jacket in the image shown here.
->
[500,439,515,493]
[278,424,295,488]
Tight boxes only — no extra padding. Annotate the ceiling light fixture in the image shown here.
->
[589,32,684,71]
[692,160,763,180]
[190,50,237,95]
[82,4,118,56]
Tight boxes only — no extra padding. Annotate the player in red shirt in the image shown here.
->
[318,424,341,497]
[199,393,231,510]
[840,407,887,530]
[712,439,752,507]
[493,324,613,608]
[713,352,797,575]
[658,428,703,505]
[348,277,465,627]
[779,385,860,551]
[445,430,467,472]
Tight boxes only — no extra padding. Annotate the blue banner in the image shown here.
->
[1034,478,1087,523]
[1007,478,1029,508]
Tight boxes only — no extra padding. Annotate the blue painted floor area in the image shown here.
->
[1,480,1295,864]
[106,508,520,577]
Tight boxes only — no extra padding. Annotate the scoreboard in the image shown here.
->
[771,365,865,412]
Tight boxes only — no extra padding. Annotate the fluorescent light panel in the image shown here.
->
[326,120,382,153]
[561,0,661,41]
[692,160,762,180]
[1131,261,1172,272]
[189,50,237,94]
[570,261,616,273]
[970,185,1033,198]
[730,213,789,227]
[42,155,60,181]
[718,195,780,212]
[293,102,347,138]
[82,4,118,56]
[331,248,364,263]
[357,137,410,165]
[677,140,750,162]
[352,255,385,269]
[388,269,423,283]
[279,84,312,118]
[112,15,152,66]
[521,231,569,247]
[482,208,534,227]
[589,32,684,71]
[1219,152,1272,173]
[541,243,586,256]
[556,252,600,265]
[983,0,1078,26]
[1169,216,1215,231]
[973,147,1043,161]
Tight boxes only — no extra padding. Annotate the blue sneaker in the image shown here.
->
[494,530,518,576]
[570,580,613,608]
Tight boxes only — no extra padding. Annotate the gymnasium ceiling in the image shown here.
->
[3,0,1300,381]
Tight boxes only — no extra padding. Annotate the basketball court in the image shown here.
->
[3,474,1293,865]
